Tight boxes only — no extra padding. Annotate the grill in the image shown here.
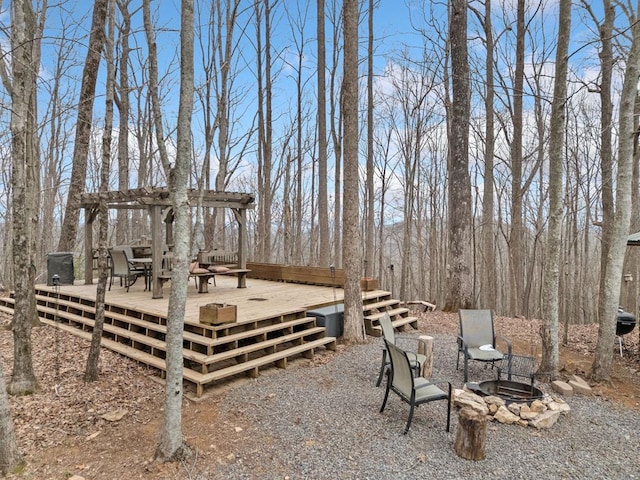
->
[616,310,636,337]
[616,309,636,356]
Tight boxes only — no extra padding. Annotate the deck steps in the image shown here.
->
[0,291,336,397]
[361,296,418,336]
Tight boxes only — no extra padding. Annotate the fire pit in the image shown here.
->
[477,379,544,403]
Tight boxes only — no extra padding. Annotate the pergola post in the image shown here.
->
[84,207,98,285]
[151,204,164,299]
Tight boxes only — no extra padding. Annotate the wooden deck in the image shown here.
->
[0,274,418,397]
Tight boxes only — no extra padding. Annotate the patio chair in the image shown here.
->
[376,312,426,387]
[108,248,146,292]
[457,309,512,382]
[380,339,451,434]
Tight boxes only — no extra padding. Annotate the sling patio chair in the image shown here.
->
[108,248,146,292]
[456,309,512,382]
[380,339,451,434]
[376,312,426,387]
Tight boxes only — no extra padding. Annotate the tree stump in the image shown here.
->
[454,407,488,460]
[417,335,433,377]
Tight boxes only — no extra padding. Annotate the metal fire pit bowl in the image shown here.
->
[477,379,544,404]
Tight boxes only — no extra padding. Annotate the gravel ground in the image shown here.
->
[213,333,640,480]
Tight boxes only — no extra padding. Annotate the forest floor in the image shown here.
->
[1,308,639,479]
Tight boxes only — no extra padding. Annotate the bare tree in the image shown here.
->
[508,0,525,317]
[342,0,365,342]
[6,0,42,396]
[480,0,497,308]
[539,0,571,376]
[317,0,330,266]
[115,0,133,244]
[255,0,275,262]
[444,0,473,310]
[155,0,195,461]
[592,0,640,381]
[57,0,108,252]
[364,0,375,277]
[0,356,22,475]
[85,0,115,382]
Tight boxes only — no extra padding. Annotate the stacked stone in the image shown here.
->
[452,388,571,429]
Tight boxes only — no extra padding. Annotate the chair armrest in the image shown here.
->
[457,335,468,351]
[415,379,452,391]
[495,335,512,356]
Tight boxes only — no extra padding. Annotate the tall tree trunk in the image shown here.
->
[0,358,22,475]
[156,0,195,461]
[481,0,497,309]
[317,0,329,267]
[9,0,39,396]
[85,0,115,382]
[540,0,571,376]
[364,0,375,277]
[116,0,132,245]
[342,0,365,342]
[444,0,473,311]
[592,0,640,381]
[57,0,108,252]
[509,0,525,316]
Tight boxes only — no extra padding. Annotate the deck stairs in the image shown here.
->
[0,287,418,397]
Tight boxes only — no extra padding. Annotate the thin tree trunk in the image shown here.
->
[156,0,195,461]
[364,0,375,277]
[509,0,525,317]
[85,0,115,382]
[592,0,640,382]
[57,0,108,252]
[317,0,329,266]
[0,358,22,475]
[116,0,132,245]
[481,0,496,308]
[540,0,571,377]
[342,0,365,343]
[9,0,39,396]
[444,0,473,311]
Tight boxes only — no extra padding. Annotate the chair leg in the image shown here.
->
[445,386,452,432]
[376,351,387,387]
[404,403,416,434]
[379,382,391,413]
[464,355,469,383]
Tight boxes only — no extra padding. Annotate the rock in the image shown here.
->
[493,405,521,425]
[488,403,499,414]
[530,400,546,413]
[519,405,540,421]
[547,401,571,414]
[518,419,530,427]
[568,375,592,395]
[529,410,561,429]
[68,476,85,480]
[507,402,521,415]
[551,380,573,396]
[453,391,489,415]
[484,395,506,407]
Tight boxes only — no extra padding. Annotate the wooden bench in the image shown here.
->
[191,268,251,292]
[157,268,250,295]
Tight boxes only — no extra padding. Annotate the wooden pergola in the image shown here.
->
[80,187,255,298]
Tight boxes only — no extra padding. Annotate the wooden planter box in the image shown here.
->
[199,303,237,325]
[361,277,379,291]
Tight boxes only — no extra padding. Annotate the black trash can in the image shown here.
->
[47,252,75,286]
